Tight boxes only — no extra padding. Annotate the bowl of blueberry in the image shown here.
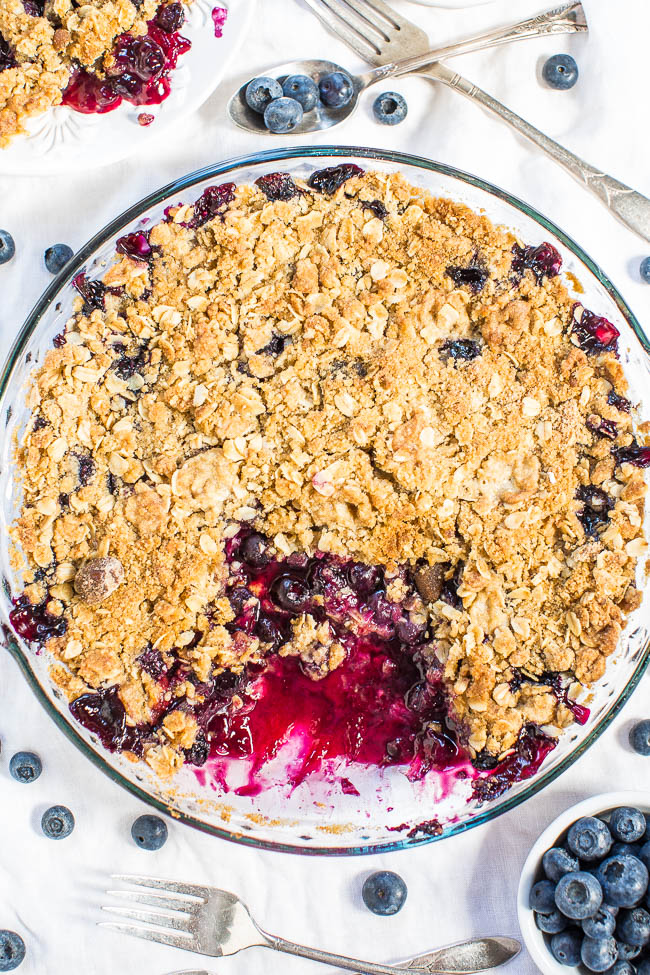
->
[519,793,650,974]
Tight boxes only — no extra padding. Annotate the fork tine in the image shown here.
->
[106,889,199,914]
[352,0,407,29]
[102,905,193,933]
[99,921,194,951]
[301,0,381,59]
[111,875,208,900]
[326,0,391,41]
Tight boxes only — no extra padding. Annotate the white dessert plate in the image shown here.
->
[0,0,253,177]
[407,0,496,7]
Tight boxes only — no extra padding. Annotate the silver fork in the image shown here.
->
[304,0,650,244]
[301,0,586,65]
[101,875,520,974]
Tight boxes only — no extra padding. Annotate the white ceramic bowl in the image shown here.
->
[518,791,650,974]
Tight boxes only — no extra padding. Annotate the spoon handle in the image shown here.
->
[362,3,587,86]
[421,61,650,244]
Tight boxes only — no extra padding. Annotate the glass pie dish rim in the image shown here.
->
[1,144,649,856]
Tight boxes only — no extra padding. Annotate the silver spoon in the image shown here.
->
[168,934,522,974]
[227,4,587,134]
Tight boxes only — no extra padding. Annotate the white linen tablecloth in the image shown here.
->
[1,1,649,972]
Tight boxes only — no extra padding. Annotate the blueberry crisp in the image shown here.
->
[9,168,648,789]
[0,0,225,146]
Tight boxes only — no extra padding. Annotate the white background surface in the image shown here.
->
[1,1,649,973]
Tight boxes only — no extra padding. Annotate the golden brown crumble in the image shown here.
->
[10,169,648,779]
[1,0,167,146]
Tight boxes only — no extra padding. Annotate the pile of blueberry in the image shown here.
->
[2,746,170,970]
[531,804,650,972]
[244,71,407,132]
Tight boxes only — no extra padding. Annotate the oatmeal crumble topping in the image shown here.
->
[10,169,648,782]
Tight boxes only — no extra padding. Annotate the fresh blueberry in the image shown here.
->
[44,244,73,275]
[263,97,303,133]
[612,843,641,859]
[0,931,25,972]
[318,71,353,108]
[543,53,579,90]
[555,871,603,919]
[630,720,650,754]
[550,930,582,966]
[9,751,42,784]
[0,230,15,265]
[581,936,618,972]
[131,813,168,850]
[281,74,318,111]
[637,960,650,975]
[603,962,635,975]
[41,805,74,839]
[362,871,407,916]
[638,842,650,870]
[535,910,567,934]
[583,906,618,939]
[372,91,408,125]
[617,907,650,946]
[610,808,647,844]
[639,258,650,284]
[596,855,649,908]
[644,817,650,843]
[616,941,641,961]
[530,880,557,913]
[245,76,283,114]
[568,817,613,861]
[543,847,579,882]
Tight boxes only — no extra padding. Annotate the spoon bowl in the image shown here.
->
[228,59,363,135]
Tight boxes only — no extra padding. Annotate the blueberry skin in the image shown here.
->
[555,871,603,919]
[612,843,641,859]
[362,871,407,916]
[44,243,73,275]
[637,960,650,975]
[568,817,613,861]
[616,940,641,961]
[630,719,650,753]
[596,855,649,908]
[263,97,303,134]
[610,808,647,844]
[535,909,567,934]
[550,929,582,966]
[543,53,579,90]
[281,74,318,111]
[9,751,42,784]
[41,805,74,839]
[581,936,618,972]
[0,230,15,265]
[245,76,282,113]
[131,814,168,850]
[0,931,25,972]
[530,879,557,913]
[543,847,579,882]
[583,906,618,939]
[638,842,650,871]
[617,907,650,946]
[604,962,636,975]
[373,91,408,126]
[318,71,353,108]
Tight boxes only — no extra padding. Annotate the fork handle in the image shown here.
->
[361,2,587,87]
[421,62,650,244]
[263,932,452,975]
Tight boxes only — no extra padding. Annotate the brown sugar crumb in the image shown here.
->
[9,169,648,781]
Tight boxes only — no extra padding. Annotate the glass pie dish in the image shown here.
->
[1,146,649,855]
